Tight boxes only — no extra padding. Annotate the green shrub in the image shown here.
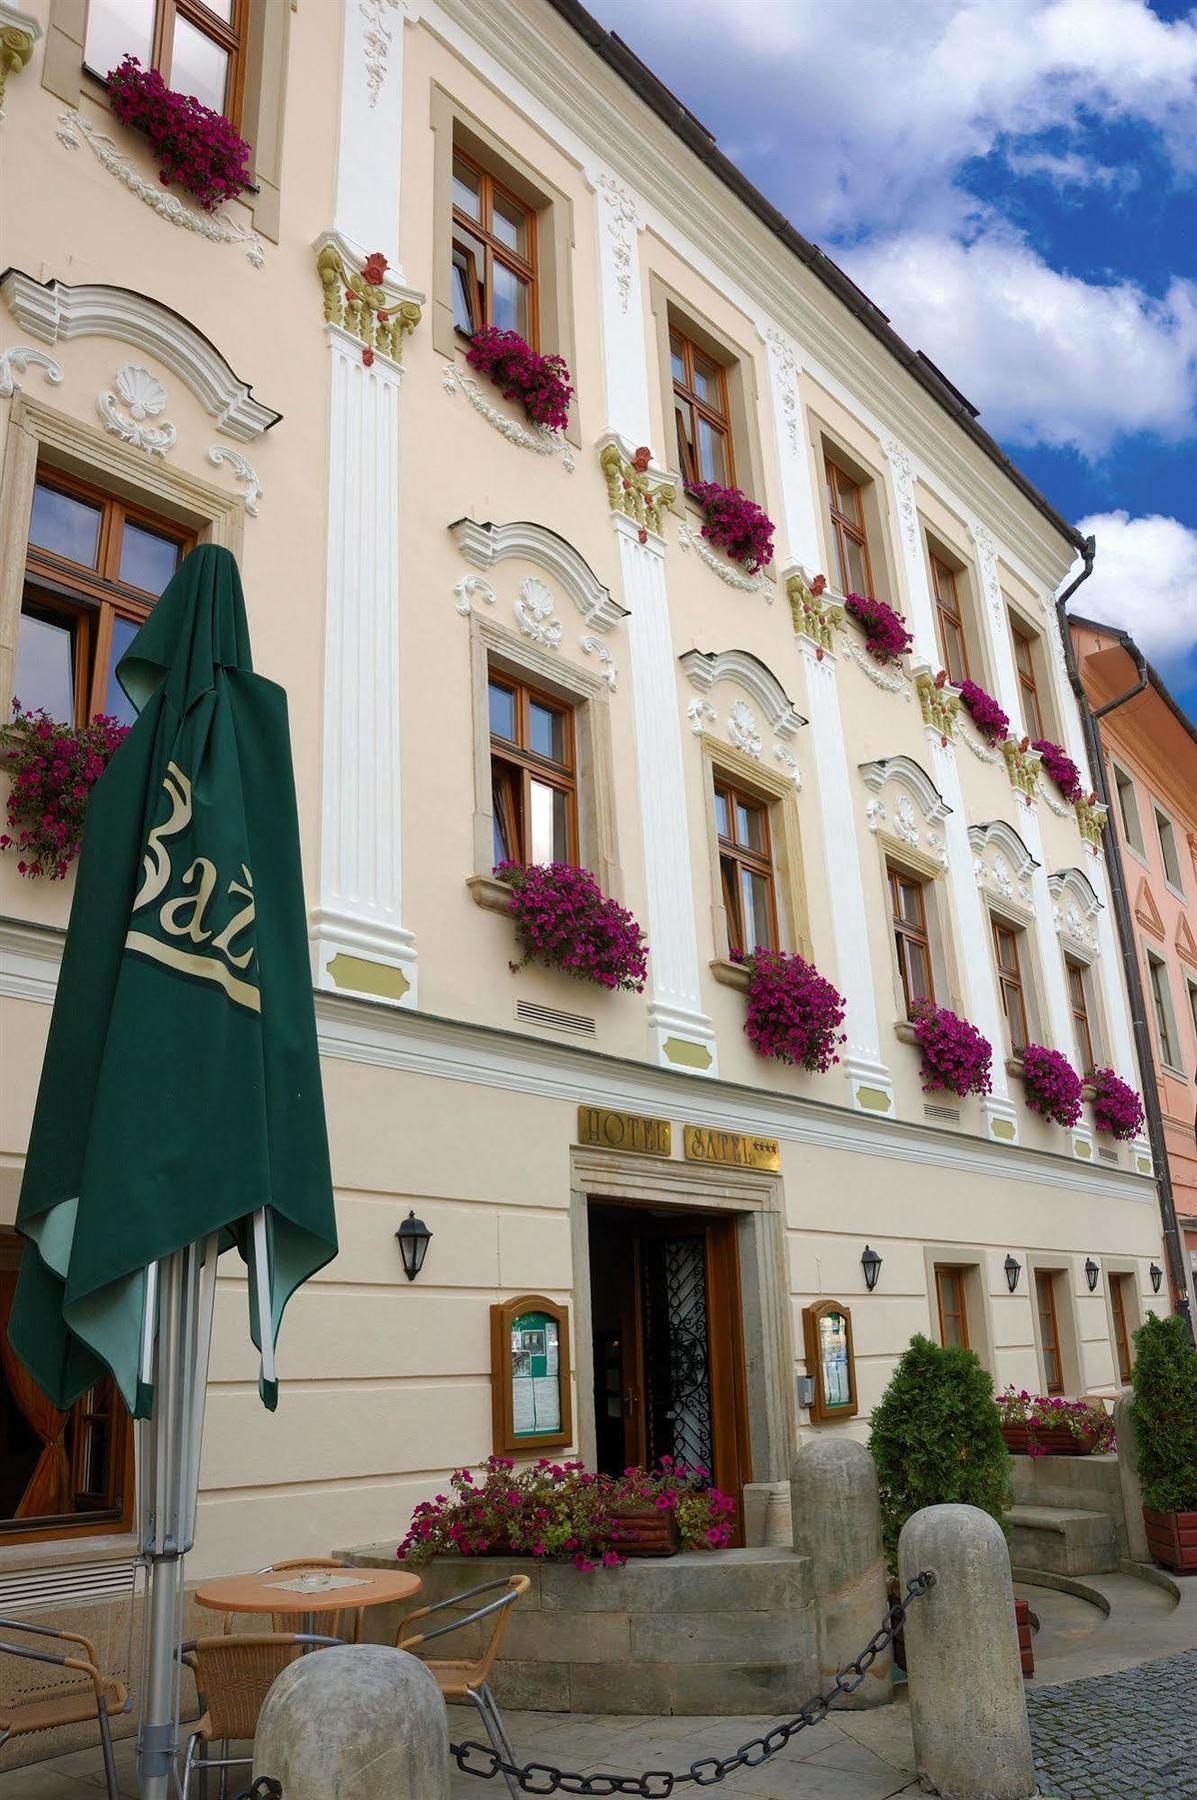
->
[869,1333,1013,1568]
[1129,1311,1197,1514]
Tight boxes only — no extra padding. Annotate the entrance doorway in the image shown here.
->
[588,1201,752,1539]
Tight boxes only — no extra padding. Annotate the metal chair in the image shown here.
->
[395,1575,530,1800]
[0,1616,127,1800]
[179,1632,339,1799]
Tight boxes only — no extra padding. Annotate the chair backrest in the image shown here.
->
[188,1635,303,1741]
[399,1575,530,1683]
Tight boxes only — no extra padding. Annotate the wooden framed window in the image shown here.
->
[930,555,969,685]
[488,669,577,868]
[1154,807,1184,893]
[1035,1270,1064,1395]
[993,919,1030,1054]
[671,328,733,489]
[1110,1274,1133,1385]
[825,458,874,597]
[934,1265,969,1349]
[1147,950,1181,1069]
[1011,622,1046,740]
[715,778,777,957]
[83,0,249,126]
[889,866,935,1016]
[490,1294,572,1456]
[1066,959,1096,1074]
[15,468,193,729]
[1112,763,1145,855]
[451,147,537,344]
[0,1239,134,1544]
[802,1301,858,1424]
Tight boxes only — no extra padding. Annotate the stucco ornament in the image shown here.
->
[727,699,762,759]
[764,327,801,455]
[0,8,40,116]
[880,434,919,553]
[969,522,1003,622]
[453,574,496,617]
[1075,794,1109,849]
[893,795,920,848]
[97,365,176,456]
[442,362,575,471]
[579,636,618,690]
[958,723,1000,765]
[679,518,767,595]
[916,671,960,740]
[515,577,563,649]
[687,699,716,736]
[0,345,63,398]
[359,0,402,106]
[55,109,264,267]
[841,636,911,697]
[596,172,640,313]
[206,446,261,516]
[865,799,888,835]
[600,442,675,537]
[774,744,802,788]
[968,820,1038,910]
[786,570,842,651]
[317,242,420,363]
[1002,737,1042,800]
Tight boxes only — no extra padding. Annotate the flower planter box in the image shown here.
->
[1001,1423,1104,1457]
[1015,1597,1035,1678]
[610,1508,680,1558]
[1142,1506,1197,1572]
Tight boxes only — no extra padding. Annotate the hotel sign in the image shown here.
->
[577,1106,672,1157]
[682,1125,780,1171]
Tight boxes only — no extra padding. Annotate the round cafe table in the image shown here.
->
[195,1565,422,1641]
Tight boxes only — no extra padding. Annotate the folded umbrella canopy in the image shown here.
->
[7,544,337,1796]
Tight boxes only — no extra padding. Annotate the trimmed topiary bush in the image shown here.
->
[869,1333,1013,1569]
[1130,1311,1197,1514]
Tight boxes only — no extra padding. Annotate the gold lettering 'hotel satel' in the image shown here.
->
[0,0,1179,1754]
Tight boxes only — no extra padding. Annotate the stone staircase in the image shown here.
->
[1007,1503,1118,1575]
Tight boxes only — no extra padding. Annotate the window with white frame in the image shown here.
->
[1111,762,1145,856]
[1155,806,1185,894]
[1146,949,1183,1071]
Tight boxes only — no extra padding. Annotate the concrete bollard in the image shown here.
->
[898,1504,1035,1800]
[1112,1391,1151,1563]
[791,1437,891,1709]
[253,1644,449,1799]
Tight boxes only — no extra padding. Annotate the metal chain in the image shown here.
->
[448,1570,934,1796]
[234,1782,282,1799]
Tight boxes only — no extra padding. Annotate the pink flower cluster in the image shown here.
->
[1020,1044,1083,1127]
[1,704,128,880]
[466,327,574,432]
[496,860,648,993]
[1090,1067,1145,1141]
[741,948,846,1072]
[957,679,1010,746]
[1032,739,1084,804]
[997,1389,1114,1457]
[844,593,912,664]
[107,56,251,212]
[910,1001,993,1098]
[685,481,776,574]
[397,1455,734,1571]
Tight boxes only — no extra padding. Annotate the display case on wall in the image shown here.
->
[801,1299,858,1424]
[490,1293,573,1455]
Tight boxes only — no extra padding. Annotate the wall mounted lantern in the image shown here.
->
[1004,1254,1021,1294]
[1150,1261,1164,1294]
[1085,1257,1100,1293]
[396,1210,433,1281]
[861,1245,883,1292]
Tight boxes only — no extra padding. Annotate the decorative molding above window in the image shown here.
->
[968,819,1039,911]
[0,344,63,398]
[206,447,261,516]
[96,363,176,456]
[449,517,626,633]
[679,648,806,738]
[858,755,951,825]
[1047,867,1102,958]
[1,270,280,441]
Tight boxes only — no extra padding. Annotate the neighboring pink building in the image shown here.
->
[1072,617,1197,1309]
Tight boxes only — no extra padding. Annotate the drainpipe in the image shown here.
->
[1055,540,1192,1335]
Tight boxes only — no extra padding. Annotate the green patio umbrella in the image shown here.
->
[6,544,337,1798]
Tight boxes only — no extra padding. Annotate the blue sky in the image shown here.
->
[592,0,1197,723]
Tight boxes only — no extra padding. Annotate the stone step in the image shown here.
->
[1007,1504,1118,1576]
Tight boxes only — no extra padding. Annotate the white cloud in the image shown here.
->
[1002,149,1140,194]
[843,229,1197,456]
[1068,512,1197,671]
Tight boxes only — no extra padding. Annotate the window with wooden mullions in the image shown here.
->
[930,555,969,686]
[671,329,733,489]
[993,919,1030,1054]
[15,470,193,730]
[1066,959,1096,1075]
[825,459,874,597]
[489,673,577,868]
[1035,1271,1064,1395]
[452,150,537,342]
[1109,1274,1133,1385]
[1012,623,1046,741]
[715,780,777,957]
[889,866,934,1017]
[935,1266,969,1350]
[84,0,249,125]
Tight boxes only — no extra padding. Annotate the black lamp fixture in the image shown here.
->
[861,1245,883,1292]
[1150,1261,1164,1294]
[1085,1257,1100,1293]
[396,1210,433,1281]
[1004,1254,1022,1294]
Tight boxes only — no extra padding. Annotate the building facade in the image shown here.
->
[0,0,1175,1689]
[1071,617,1197,1314]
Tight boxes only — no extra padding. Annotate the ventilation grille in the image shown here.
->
[0,1557,137,1613]
[923,1103,960,1123]
[515,999,596,1037]
[1098,1146,1118,1164]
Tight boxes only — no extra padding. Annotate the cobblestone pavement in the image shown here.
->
[1028,1648,1197,1800]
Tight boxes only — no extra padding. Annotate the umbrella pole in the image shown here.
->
[136,1239,219,1800]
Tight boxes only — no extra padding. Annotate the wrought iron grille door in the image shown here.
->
[640,1232,714,1474]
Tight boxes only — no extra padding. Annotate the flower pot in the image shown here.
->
[609,1508,680,1557]
[1000,1422,1102,1457]
[1142,1506,1197,1572]
[1015,1597,1034,1678]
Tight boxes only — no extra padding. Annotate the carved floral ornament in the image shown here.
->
[968,819,1039,911]
[1047,867,1102,956]
[317,242,421,365]
[680,649,805,781]
[600,442,675,539]
[860,755,951,867]
[97,364,177,457]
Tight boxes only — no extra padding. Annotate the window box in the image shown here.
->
[709,957,751,993]
[466,873,514,915]
[107,55,251,213]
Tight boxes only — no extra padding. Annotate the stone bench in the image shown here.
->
[1007,1504,1117,1576]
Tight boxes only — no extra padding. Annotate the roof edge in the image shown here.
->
[1070,613,1197,748]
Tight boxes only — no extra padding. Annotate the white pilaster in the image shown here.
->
[332,0,407,271]
[761,324,821,568]
[591,168,652,445]
[797,634,894,1115]
[881,435,937,664]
